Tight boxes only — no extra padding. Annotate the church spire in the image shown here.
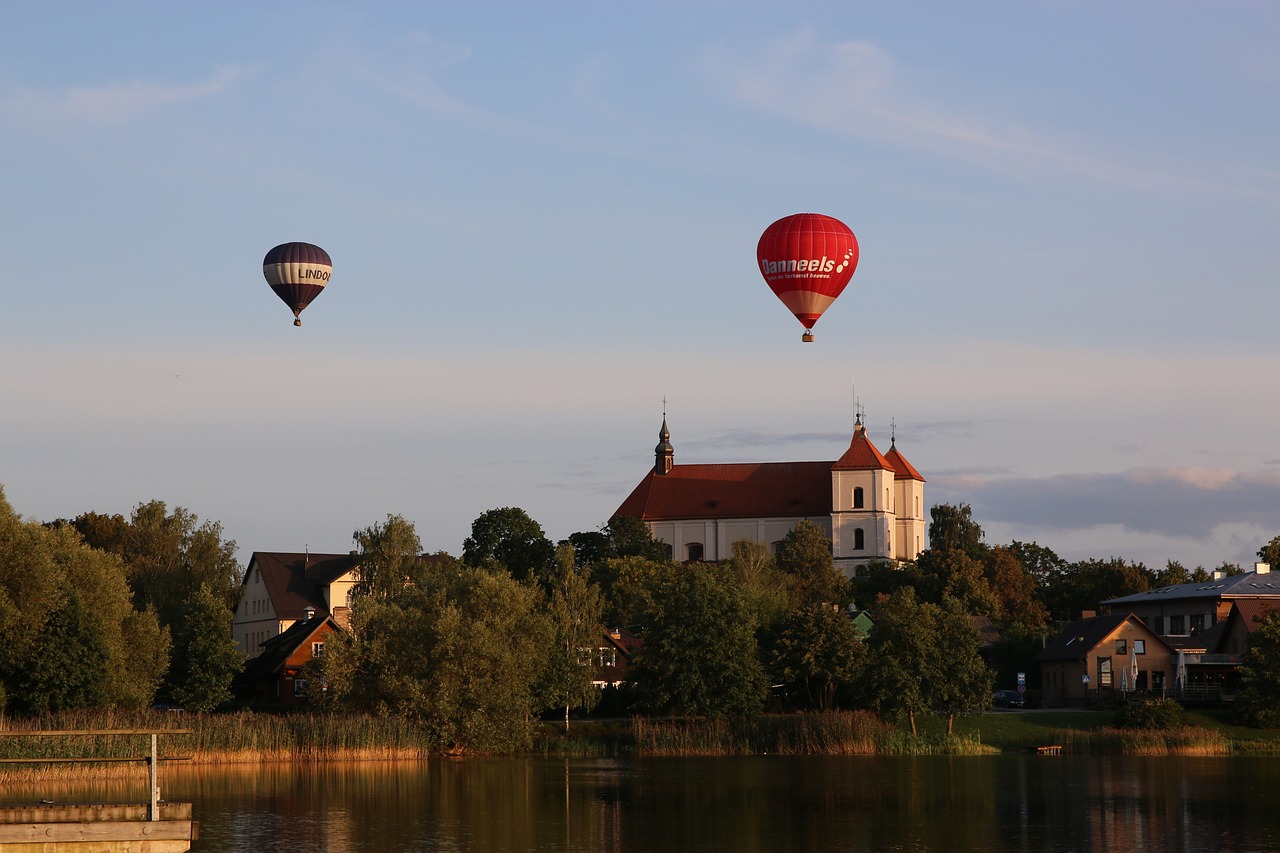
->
[654,400,674,475]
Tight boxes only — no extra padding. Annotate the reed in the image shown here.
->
[1056,725,1230,756]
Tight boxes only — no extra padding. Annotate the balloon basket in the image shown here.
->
[293,318,302,327]
[802,331,814,343]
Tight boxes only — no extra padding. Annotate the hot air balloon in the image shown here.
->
[756,213,858,342]
[263,242,332,326]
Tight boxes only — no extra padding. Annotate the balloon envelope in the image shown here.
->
[756,213,858,339]
[263,242,332,326]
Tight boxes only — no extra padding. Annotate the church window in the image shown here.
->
[687,543,704,561]
[853,487,864,509]
[854,528,864,550]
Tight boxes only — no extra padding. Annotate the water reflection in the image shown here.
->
[7,755,1279,852]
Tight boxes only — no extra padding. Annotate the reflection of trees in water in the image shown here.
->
[47,755,1277,853]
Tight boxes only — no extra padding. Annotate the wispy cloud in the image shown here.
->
[6,64,258,126]
[703,29,1270,197]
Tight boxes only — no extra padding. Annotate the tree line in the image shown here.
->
[5,483,1280,750]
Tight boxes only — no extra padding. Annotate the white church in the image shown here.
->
[614,413,926,576]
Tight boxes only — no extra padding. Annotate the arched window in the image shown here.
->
[686,542,704,561]
[853,487,864,509]
[854,528,864,550]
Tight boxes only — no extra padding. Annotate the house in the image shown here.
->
[239,611,339,705]
[1103,563,1279,696]
[233,551,360,659]
[1033,612,1175,707]
[614,413,925,576]
[593,627,643,687]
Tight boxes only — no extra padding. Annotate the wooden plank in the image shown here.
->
[0,820,193,841]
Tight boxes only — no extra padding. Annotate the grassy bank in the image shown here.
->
[4,707,1280,778]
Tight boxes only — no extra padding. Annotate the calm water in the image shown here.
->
[9,755,1280,852]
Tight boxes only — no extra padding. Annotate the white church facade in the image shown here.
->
[614,414,926,576]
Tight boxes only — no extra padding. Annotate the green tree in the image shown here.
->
[628,562,768,718]
[770,605,866,711]
[68,500,240,706]
[985,547,1049,631]
[776,520,851,610]
[323,548,554,752]
[541,544,605,731]
[0,487,169,712]
[463,507,556,584]
[864,588,991,735]
[928,503,986,559]
[165,583,244,711]
[1234,609,1280,728]
[352,513,423,600]
[1040,557,1153,622]
[916,548,998,617]
[1258,535,1280,569]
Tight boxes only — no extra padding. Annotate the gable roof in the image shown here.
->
[1033,613,1170,662]
[614,461,833,521]
[1105,570,1280,606]
[1228,599,1280,635]
[242,615,338,679]
[832,424,891,471]
[245,551,360,620]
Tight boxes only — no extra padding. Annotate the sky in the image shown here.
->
[3,2,1279,572]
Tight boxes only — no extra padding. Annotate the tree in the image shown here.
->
[67,500,239,708]
[863,588,991,735]
[1040,557,1153,623]
[463,507,555,584]
[927,503,986,559]
[323,548,555,752]
[628,562,768,718]
[916,548,998,617]
[775,520,851,610]
[1234,609,1280,728]
[770,605,865,711]
[1259,535,1280,569]
[565,516,669,571]
[164,583,243,711]
[352,514,423,600]
[0,487,169,712]
[984,547,1048,631]
[541,544,604,731]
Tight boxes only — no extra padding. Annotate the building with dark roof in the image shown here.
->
[1104,564,1279,645]
[614,413,925,575]
[234,551,360,659]
[1033,612,1175,707]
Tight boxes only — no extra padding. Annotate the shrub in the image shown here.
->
[1113,698,1185,730]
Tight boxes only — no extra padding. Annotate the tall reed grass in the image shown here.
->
[631,712,996,756]
[1056,726,1231,756]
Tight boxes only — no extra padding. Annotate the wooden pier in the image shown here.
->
[0,729,197,852]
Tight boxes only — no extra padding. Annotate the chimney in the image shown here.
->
[1080,610,1096,621]
[1213,569,1225,580]
[1256,562,1271,575]
[303,606,316,621]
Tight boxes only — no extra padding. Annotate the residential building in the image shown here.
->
[233,551,359,659]
[1033,612,1175,707]
[614,414,925,576]
[239,612,339,705]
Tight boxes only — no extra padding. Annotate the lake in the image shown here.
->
[10,754,1280,852]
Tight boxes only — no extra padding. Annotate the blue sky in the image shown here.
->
[3,2,1279,570]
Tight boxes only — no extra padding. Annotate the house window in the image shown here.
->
[294,678,308,698]
[1169,615,1186,635]
[1098,657,1112,687]
[853,487,864,509]
[687,543,704,561]
[598,647,618,668]
[1134,640,1145,654]
[312,642,325,657]
[854,528,864,550]
[1116,639,1127,655]
[1190,614,1205,634]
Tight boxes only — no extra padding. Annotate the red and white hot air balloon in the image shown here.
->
[263,242,332,327]
[756,213,859,342]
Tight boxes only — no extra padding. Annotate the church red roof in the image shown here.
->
[831,425,892,471]
[614,461,833,521]
[884,445,925,482]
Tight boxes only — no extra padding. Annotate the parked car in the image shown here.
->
[993,689,1025,709]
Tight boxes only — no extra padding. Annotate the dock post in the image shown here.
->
[149,733,160,821]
